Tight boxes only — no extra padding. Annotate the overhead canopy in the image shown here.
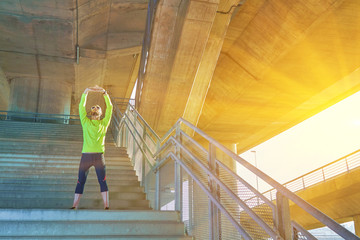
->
[1,0,360,153]
[138,0,360,153]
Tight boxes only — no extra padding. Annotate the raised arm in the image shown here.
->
[102,91,113,127]
[79,88,91,124]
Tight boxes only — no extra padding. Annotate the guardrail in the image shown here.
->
[262,149,360,202]
[0,110,81,124]
[109,98,359,240]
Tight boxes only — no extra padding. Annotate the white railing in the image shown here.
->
[0,110,81,124]
[109,99,359,240]
[262,149,360,202]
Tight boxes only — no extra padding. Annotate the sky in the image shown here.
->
[238,90,360,191]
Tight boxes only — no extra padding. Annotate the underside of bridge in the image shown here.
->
[1,0,360,153]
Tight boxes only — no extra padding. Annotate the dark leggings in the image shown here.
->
[75,153,108,194]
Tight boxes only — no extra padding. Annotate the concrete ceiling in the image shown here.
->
[137,0,360,153]
[1,0,360,154]
[0,0,147,114]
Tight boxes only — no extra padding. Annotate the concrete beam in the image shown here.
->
[124,53,141,100]
[182,0,242,134]
[196,0,360,152]
[138,0,220,135]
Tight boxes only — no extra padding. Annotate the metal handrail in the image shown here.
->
[168,152,253,240]
[127,103,160,141]
[262,149,360,201]
[179,130,276,211]
[292,221,317,240]
[169,136,279,239]
[111,101,359,240]
[174,118,358,240]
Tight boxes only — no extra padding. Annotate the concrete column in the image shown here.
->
[0,67,10,110]
[9,78,39,112]
[354,215,360,237]
[38,79,72,114]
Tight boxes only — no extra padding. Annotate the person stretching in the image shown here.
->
[71,86,113,210]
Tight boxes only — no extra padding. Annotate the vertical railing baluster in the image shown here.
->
[155,139,160,210]
[141,124,146,187]
[302,177,305,190]
[175,124,183,218]
[188,177,193,235]
[208,143,220,239]
[132,113,136,166]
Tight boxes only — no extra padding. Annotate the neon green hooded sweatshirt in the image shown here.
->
[79,93,113,153]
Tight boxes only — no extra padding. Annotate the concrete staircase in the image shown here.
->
[0,120,190,239]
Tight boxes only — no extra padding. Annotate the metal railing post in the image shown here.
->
[188,177,193,235]
[125,119,128,148]
[132,113,137,166]
[345,158,350,173]
[141,123,146,187]
[208,143,220,240]
[175,124,182,216]
[276,192,292,240]
[155,139,161,210]
[119,125,123,147]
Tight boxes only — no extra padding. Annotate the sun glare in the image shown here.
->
[239,90,360,191]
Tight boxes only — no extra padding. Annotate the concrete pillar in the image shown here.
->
[0,67,10,110]
[38,79,72,115]
[354,215,360,237]
[9,78,39,112]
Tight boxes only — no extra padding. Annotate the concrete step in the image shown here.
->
[0,236,193,240]
[0,172,139,181]
[0,149,126,156]
[0,220,184,236]
[0,142,126,155]
[0,198,151,210]
[0,161,134,170]
[0,155,132,164]
[0,221,184,236]
[0,178,141,186]
[0,184,145,193]
[1,167,137,175]
[0,153,130,161]
[0,209,189,238]
[0,150,126,158]
[0,209,179,221]
[0,191,146,201]
[0,157,132,166]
